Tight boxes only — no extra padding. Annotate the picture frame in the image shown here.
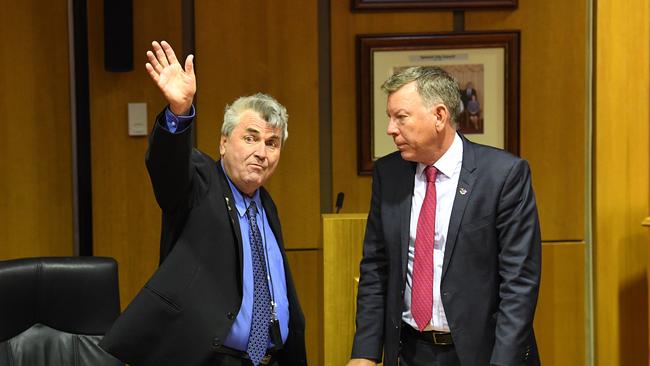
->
[356,31,520,174]
[352,0,518,11]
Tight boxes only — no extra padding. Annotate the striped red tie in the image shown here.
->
[412,165,438,331]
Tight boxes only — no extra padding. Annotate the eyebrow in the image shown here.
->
[245,127,261,135]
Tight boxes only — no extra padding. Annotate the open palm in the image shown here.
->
[145,40,196,115]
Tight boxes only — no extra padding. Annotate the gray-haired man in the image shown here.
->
[101,41,307,366]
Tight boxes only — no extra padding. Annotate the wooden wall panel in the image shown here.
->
[87,0,182,306]
[595,0,649,364]
[286,249,323,366]
[330,2,454,215]
[466,2,586,242]
[534,243,585,366]
[194,1,320,249]
[0,0,73,259]
[331,1,586,242]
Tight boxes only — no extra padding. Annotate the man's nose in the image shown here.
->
[386,118,398,136]
[254,142,267,158]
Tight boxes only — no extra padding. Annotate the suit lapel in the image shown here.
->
[441,135,477,280]
[399,161,417,285]
[216,162,244,270]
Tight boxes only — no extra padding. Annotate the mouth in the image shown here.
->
[248,163,266,171]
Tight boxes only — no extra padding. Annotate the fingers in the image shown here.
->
[151,41,169,68]
[146,50,163,75]
[160,40,179,65]
[145,62,160,83]
[184,54,195,76]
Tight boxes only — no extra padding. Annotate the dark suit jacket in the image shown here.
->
[351,134,541,366]
[100,111,307,366]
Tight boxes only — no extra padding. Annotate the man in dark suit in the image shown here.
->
[100,41,306,366]
[347,67,541,366]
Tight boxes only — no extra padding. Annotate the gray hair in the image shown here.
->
[381,66,462,127]
[221,93,289,143]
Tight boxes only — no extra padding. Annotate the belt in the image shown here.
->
[214,345,275,365]
[402,323,454,346]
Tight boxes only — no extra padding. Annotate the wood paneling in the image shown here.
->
[87,0,182,306]
[466,1,586,242]
[322,214,367,366]
[0,0,73,259]
[331,0,586,242]
[534,243,585,366]
[286,249,323,366]
[194,0,320,249]
[595,0,649,364]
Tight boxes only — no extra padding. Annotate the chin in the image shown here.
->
[399,151,415,162]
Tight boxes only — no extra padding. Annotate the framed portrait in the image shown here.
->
[352,0,518,11]
[356,31,520,174]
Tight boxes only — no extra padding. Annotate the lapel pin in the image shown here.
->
[225,196,232,211]
[459,187,467,195]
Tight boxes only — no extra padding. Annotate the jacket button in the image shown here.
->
[227,312,234,320]
[213,337,221,347]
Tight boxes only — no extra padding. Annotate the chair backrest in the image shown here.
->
[0,256,122,366]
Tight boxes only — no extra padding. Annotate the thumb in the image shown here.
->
[185,54,194,75]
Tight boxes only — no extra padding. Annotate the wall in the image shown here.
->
[0,0,73,259]
[87,0,183,306]
[595,0,649,364]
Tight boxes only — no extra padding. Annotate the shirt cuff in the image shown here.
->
[163,105,195,133]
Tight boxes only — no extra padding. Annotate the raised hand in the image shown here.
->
[145,40,196,116]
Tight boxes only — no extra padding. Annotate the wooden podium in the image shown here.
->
[322,214,367,366]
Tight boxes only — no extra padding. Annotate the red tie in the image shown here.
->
[412,165,438,331]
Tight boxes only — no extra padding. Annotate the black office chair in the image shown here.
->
[0,256,123,366]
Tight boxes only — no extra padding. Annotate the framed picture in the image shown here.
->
[356,31,520,174]
[352,0,518,11]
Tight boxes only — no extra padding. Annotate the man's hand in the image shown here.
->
[346,358,377,366]
[145,40,196,116]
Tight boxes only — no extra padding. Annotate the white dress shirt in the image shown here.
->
[402,132,463,332]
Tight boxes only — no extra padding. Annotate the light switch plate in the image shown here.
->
[128,102,148,136]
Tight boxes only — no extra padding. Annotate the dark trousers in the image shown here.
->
[399,325,461,366]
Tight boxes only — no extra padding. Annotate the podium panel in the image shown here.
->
[322,214,367,366]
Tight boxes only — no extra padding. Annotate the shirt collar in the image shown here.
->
[416,132,463,179]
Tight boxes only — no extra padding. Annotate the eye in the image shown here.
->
[243,135,255,143]
[266,139,280,149]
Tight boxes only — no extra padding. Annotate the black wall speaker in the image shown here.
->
[104,0,133,72]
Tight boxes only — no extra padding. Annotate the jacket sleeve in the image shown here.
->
[351,164,388,362]
[145,108,195,212]
[145,108,211,261]
[490,158,542,365]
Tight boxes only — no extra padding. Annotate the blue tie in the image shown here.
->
[246,201,272,366]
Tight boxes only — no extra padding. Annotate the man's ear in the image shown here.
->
[433,104,450,130]
[219,136,227,155]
